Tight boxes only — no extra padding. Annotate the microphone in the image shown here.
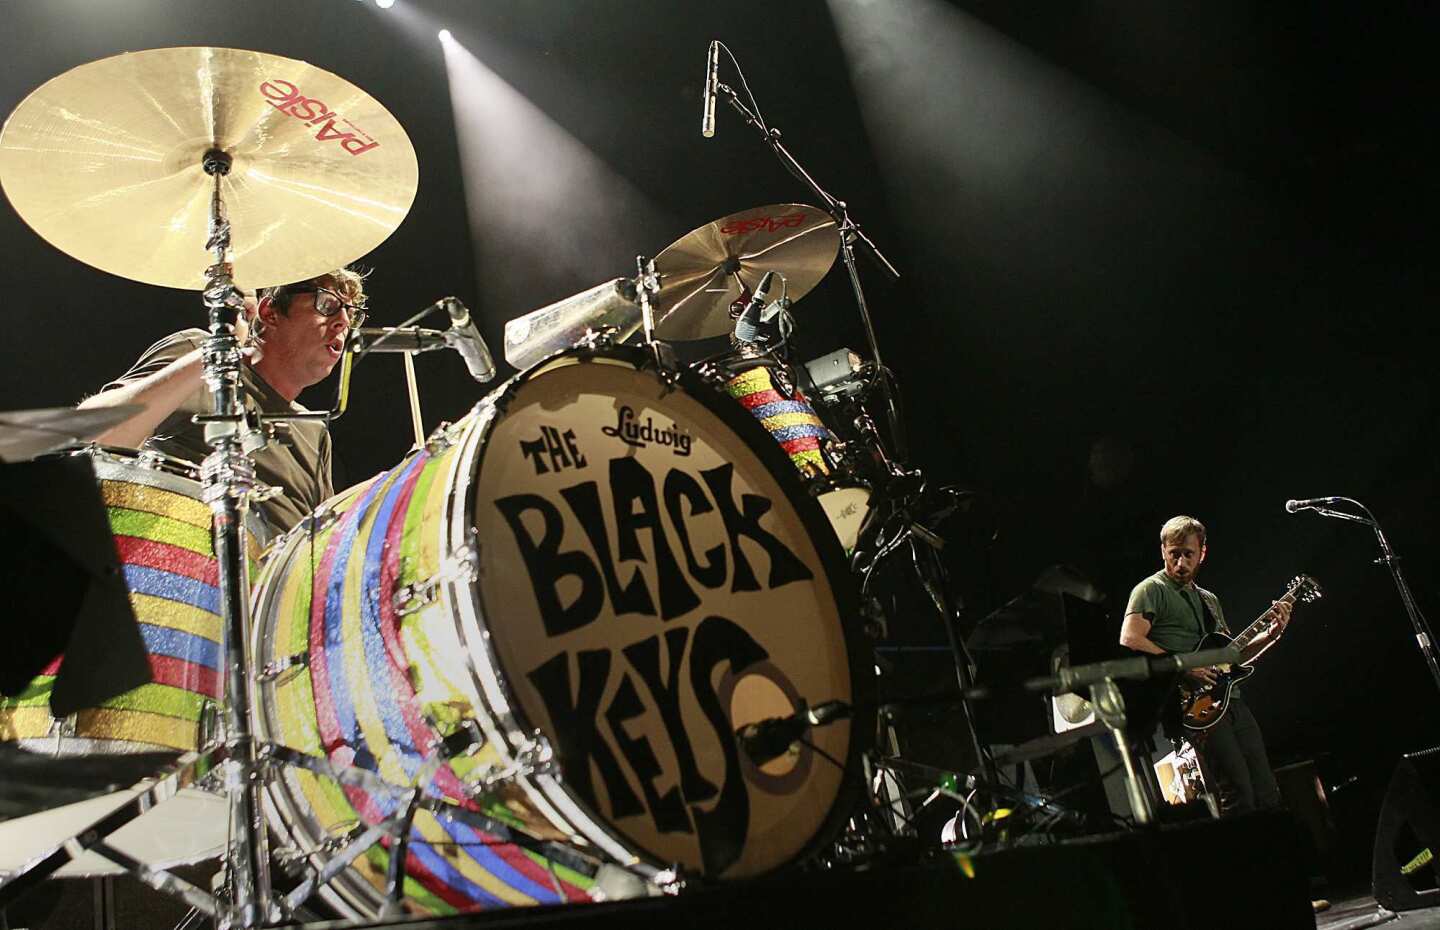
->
[353,325,448,353]
[735,699,851,766]
[442,298,497,383]
[1286,497,1343,513]
[701,40,719,138]
[733,270,776,343]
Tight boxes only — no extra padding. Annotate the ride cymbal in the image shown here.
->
[651,203,838,341]
[0,47,418,291]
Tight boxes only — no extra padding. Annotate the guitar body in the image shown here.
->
[1180,631,1257,730]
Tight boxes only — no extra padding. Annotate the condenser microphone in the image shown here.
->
[1285,497,1343,513]
[442,298,497,383]
[733,270,776,343]
[701,40,720,138]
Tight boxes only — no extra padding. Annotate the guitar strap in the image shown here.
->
[1195,586,1228,635]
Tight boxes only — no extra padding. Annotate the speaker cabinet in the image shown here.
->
[1373,748,1440,911]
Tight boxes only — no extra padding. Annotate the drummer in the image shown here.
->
[78,268,367,531]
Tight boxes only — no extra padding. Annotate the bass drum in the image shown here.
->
[250,344,870,918]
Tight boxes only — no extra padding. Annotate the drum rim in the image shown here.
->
[456,342,874,880]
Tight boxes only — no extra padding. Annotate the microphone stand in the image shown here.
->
[715,82,907,461]
[1302,498,1440,697]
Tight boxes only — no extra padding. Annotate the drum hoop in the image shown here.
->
[452,342,874,876]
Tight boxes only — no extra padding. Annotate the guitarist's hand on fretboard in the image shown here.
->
[1249,599,1294,654]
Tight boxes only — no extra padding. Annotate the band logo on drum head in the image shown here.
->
[518,424,588,475]
[476,358,852,879]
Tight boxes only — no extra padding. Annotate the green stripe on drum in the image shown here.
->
[109,507,213,556]
[97,682,209,721]
[0,675,56,707]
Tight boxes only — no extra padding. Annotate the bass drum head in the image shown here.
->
[468,347,869,879]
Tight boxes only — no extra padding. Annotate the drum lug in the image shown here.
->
[392,542,479,617]
[652,865,686,894]
[256,651,310,683]
[199,448,258,503]
[424,419,463,455]
[296,506,338,535]
[198,699,222,747]
[639,341,682,391]
[573,326,619,352]
[469,731,556,791]
[692,361,730,391]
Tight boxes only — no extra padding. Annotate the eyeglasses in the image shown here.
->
[307,287,367,328]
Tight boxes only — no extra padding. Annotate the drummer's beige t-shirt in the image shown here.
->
[101,329,333,532]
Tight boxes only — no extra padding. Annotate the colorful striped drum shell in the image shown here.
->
[251,423,592,919]
[723,363,831,476]
[0,454,266,753]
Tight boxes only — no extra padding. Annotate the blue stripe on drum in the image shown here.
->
[765,423,831,442]
[321,473,392,766]
[356,457,562,905]
[137,623,220,670]
[749,399,824,421]
[358,455,425,770]
[123,564,220,614]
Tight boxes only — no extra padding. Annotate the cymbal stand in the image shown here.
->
[196,148,274,928]
[633,255,680,380]
[715,77,906,460]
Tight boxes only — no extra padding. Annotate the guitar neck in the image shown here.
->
[1230,591,1297,654]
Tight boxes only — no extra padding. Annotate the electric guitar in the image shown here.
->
[1180,574,1323,730]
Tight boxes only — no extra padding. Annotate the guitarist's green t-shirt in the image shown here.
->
[1125,570,1228,654]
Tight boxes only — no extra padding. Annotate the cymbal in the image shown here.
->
[0,405,143,462]
[651,203,838,341]
[0,47,418,291]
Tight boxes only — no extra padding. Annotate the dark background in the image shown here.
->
[1,0,1435,834]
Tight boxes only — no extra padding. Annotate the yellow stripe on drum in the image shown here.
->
[73,707,199,751]
[724,367,774,395]
[109,508,213,557]
[758,411,826,431]
[398,452,478,734]
[131,593,221,642]
[409,808,546,907]
[0,706,58,740]
[102,481,212,529]
[274,534,326,756]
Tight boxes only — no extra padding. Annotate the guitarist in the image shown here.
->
[1118,515,1291,814]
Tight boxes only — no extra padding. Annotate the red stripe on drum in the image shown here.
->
[149,653,220,698]
[735,389,785,409]
[779,437,823,454]
[115,536,219,585]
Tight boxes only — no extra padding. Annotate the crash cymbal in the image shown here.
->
[0,405,143,462]
[0,47,418,291]
[652,203,837,341]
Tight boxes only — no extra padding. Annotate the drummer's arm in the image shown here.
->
[79,347,206,448]
[80,300,256,448]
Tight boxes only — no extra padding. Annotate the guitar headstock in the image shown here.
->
[1288,574,1324,603]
